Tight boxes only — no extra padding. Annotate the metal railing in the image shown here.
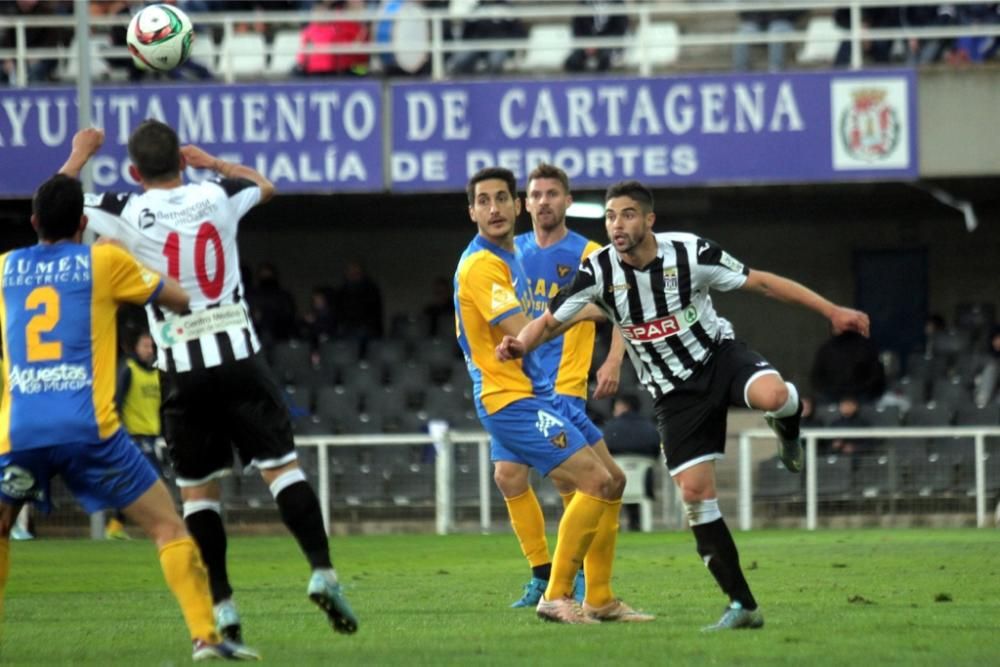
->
[2,0,1000,86]
[738,425,1000,531]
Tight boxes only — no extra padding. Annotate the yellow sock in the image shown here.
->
[583,499,622,607]
[0,537,9,631]
[559,490,575,510]
[158,537,219,643]
[545,492,610,600]
[504,488,550,568]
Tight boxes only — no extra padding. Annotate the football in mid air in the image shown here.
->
[126,4,195,72]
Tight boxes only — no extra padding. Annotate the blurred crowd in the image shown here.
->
[4,0,999,86]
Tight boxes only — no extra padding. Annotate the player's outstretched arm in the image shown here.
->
[59,128,105,177]
[741,269,870,337]
[496,306,604,361]
[180,145,276,204]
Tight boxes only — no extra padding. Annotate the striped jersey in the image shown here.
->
[515,230,601,400]
[551,232,748,399]
[0,243,163,453]
[454,234,554,418]
[83,179,261,374]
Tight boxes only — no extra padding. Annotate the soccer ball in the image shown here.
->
[126,4,194,72]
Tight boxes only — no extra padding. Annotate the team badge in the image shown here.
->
[556,264,572,278]
[663,267,678,292]
[490,282,517,313]
[549,432,568,449]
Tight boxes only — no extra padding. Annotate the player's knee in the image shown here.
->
[578,467,614,500]
[608,466,627,499]
[493,465,529,497]
[147,515,189,547]
[755,381,788,412]
[679,480,714,504]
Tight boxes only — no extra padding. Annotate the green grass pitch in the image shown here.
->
[2,529,998,665]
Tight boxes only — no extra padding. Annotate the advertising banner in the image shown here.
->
[0,80,383,197]
[389,70,918,191]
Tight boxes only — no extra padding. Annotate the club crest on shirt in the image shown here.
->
[556,264,572,278]
[663,266,678,292]
[549,432,568,449]
[491,282,517,313]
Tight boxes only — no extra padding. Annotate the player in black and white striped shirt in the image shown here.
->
[499,180,870,631]
[59,123,358,644]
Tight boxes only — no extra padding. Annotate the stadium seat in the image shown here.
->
[219,32,267,79]
[340,361,385,393]
[454,462,482,504]
[519,24,573,71]
[387,462,434,506]
[341,412,385,434]
[271,339,315,384]
[816,455,852,498]
[334,465,388,506]
[293,413,334,436]
[367,338,410,366]
[189,29,217,71]
[315,385,362,427]
[616,455,657,531]
[858,404,901,427]
[284,383,314,415]
[930,376,972,409]
[319,339,361,368]
[60,34,112,82]
[855,452,898,498]
[412,337,457,370]
[796,16,846,65]
[756,455,803,498]
[268,28,300,77]
[906,402,955,427]
[363,386,409,431]
[623,21,680,69]
[955,404,1000,426]
[932,329,971,359]
[900,448,956,497]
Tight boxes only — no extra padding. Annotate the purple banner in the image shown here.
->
[389,70,918,191]
[0,81,383,197]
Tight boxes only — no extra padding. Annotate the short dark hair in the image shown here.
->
[605,180,654,214]
[128,119,181,183]
[616,393,640,413]
[32,174,83,241]
[467,167,517,205]
[526,163,570,194]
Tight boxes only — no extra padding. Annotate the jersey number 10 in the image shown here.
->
[162,222,225,300]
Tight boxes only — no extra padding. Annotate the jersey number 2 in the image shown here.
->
[162,222,225,300]
[26,286,62,362]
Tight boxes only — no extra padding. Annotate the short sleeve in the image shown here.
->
[83,192,140,249]
[692,237,748,292]
[99,244,163,306]
[582,240,602,259]
[209,178,261,221]
[462,254,523,326]
[550,256,602,323]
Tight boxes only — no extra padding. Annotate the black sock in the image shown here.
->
[532,563,552,581]
[275,480,333,570]
[185,508,233,603]
[691,518,757,610]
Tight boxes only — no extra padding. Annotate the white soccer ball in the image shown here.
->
[126,4,195,72]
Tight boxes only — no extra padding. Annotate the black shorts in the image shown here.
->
[653,339,778,476]
[161,354,296,485]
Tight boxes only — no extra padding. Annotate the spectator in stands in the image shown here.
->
[810,330,886,404]
[902,4,950,66]
[943,3,1000,65]
[251,262,299,347]
[0,0,72,85]
[564,0,628,73]
[974,326,1000,407]
[293,0,370,77]
[822,396,877,458]
[335,259,384,346]
[447,0,525,76]
[423,276,455,337]
[923,312,947,356]
[301,285,338,347]
[732,5,806,72]
[603,394,661,532]
[834,5,900,67]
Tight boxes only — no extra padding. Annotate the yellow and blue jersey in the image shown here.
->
[515,231,602,399]
[0,243,163,453]
[454,235,554,417]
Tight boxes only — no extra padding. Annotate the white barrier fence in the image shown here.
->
[738,426,1000,531]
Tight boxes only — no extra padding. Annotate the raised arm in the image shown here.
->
[59,128,105,177]
[496,305,605,361]
[180,145,276,204]
[741,269,870,337]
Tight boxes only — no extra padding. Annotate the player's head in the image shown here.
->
[525,163,572,234]
[127,119,181,185]
[604,180,656,255]
[31,173,86,243]
[467,167,521,246]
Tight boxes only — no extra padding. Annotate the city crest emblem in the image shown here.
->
[839,88,900,164]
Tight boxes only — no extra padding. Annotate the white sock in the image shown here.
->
[764,381,799,419]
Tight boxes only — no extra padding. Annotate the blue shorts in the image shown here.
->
[559,395,604,446]
[484,396,589,475]
[0,429,160,514]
